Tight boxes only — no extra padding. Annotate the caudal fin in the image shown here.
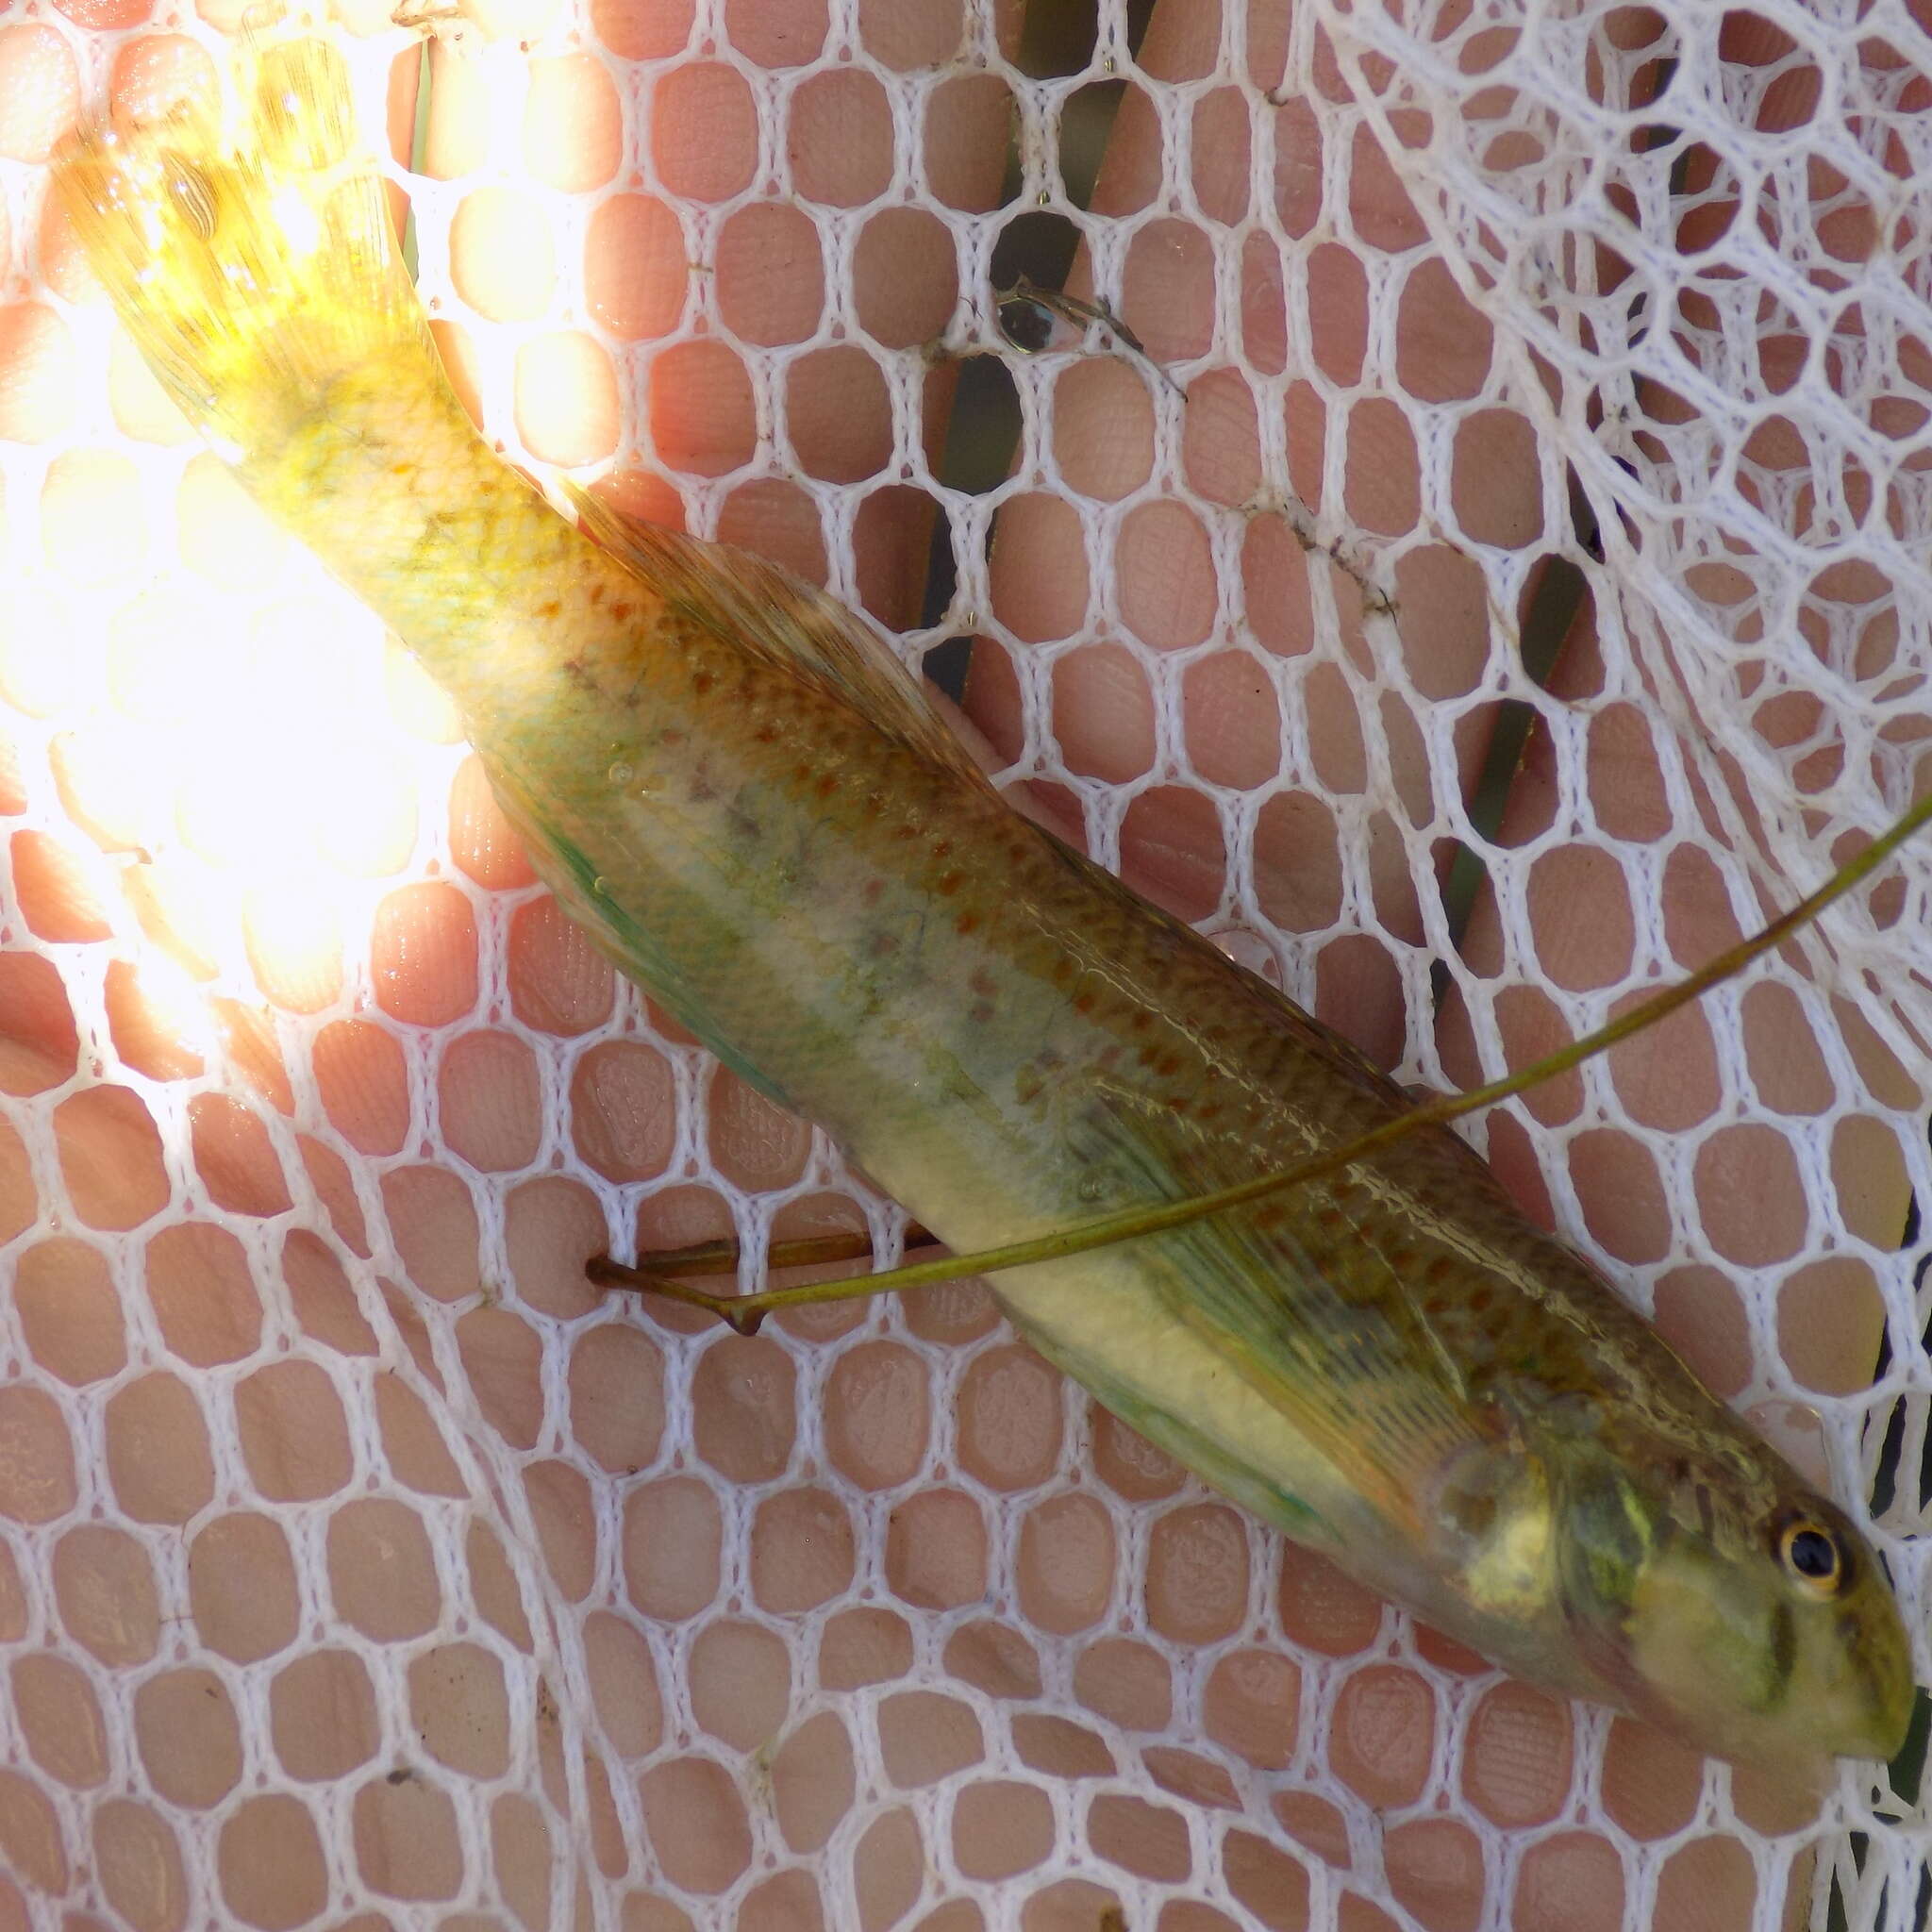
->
[53,25,431,456]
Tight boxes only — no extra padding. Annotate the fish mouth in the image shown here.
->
[1825,1587,1919,1766]
[1637,1631,1920,1774]
[1844,1657,1920,1767]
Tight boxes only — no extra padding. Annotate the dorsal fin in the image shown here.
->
[561,483,992,789]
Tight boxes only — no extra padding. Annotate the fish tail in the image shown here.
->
[53,23,432,458]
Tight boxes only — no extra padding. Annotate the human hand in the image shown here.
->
[0,1,1920,1927]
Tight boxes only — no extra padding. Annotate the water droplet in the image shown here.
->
[608,760,635,787]
[591,875,609,897]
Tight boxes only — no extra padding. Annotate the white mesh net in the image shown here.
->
[0,0,1928,1926]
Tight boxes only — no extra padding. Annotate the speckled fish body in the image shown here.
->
[55,32,1913,1774]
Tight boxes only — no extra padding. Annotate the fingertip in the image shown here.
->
[0,24,80,163]
[513,328,619,469]
[585,192,687,340]
[715,477,825,585]
[523,50,619,191]
[106,32,216,133]
[648,59,755,202]
[450,185,557,322]
[989,492,1090,644]
[0,302,77,443]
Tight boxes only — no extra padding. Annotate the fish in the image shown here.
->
[52,24,1914,1779]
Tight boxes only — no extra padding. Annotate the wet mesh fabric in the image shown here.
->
[0,2,1928,1928]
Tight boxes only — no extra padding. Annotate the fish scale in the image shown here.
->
[53,26,1914,1780]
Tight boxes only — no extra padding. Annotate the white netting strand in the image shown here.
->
[0,1,1928,1929]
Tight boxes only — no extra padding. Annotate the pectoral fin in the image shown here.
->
[1072,1080,1500,1542]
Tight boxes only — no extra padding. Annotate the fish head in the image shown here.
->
[1552,1433,1915,1777]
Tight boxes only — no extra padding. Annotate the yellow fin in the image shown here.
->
[53,27,432,454]
[562,484,994,787]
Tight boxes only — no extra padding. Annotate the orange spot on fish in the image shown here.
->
[955,911,981,936]
[589,583,606,605]
[936,873,962,896]
[693,672,714,695]
[539,599,560,618]
[611,603,633,621]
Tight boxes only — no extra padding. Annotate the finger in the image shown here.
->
[958,0,1591,1906]
[1433,20,1922,1418]
[419,5,1004,1227]
[434,7,985,618]
[6,32,561,1926]
[1439,597,1914,1412]
[964,0,1542,1074]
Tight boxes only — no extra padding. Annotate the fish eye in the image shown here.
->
[1777,1519,1845,1597]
